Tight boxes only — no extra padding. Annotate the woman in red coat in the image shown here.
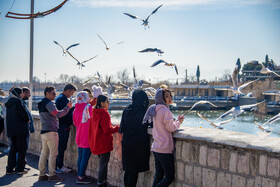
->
[88,95,119,186]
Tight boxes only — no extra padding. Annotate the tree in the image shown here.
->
[117,69,130,84]
[58,74,69,83]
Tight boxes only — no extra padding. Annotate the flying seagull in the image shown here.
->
[197,112,234,129]
[124,4,163,29]
[97,34,124,50]
[216,101,265,121]
[132,66,151,88]
[248,60,280,77]
[262,112,280,126]
[83,75,101,86]
[139,48,164,56]
[254,122,271,133]
[53,41,79,56]
[151,59,178,75]
[67,51,98,69]
[189,101,217,111]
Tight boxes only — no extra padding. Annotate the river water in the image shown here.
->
[109,110,280,138]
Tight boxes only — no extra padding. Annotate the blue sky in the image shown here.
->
[0,0,280,83]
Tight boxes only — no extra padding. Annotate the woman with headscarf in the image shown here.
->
[143,88,185,187]
[119,89,151,187]
[73,91,93,184]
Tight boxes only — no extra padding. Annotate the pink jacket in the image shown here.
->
[73,103,93,148]
[151,104,181,154]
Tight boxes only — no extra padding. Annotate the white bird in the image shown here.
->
[97,34,124,50]
[248,60,280,77]
[197,112,234,129]
[263,112,280,125]
[124,5,163,29]
[216,101,265,121]
[133,66,151,88]
[53,41,79,56]
[151,59,178,75]
[189,101,217,111]
[83,75,101,86]
[254,122,271,133]
[231,64,259,95]
[139,48,164,56]
[67,51,98,69]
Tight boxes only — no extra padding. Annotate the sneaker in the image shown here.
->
[16,169,28,175]
[6,170,16,175]
[48,175,64,182]
[76,176,91,184]
[38,174,49,181]
[56,166,72,173]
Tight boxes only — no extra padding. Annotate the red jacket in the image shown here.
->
[89,108,119,155]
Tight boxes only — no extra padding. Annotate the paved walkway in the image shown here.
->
[0,144,115,187]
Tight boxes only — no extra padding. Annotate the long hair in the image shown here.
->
[95,94,108,109]
[162,89,172,103]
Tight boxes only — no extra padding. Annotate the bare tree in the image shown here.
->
[117,69,130,84]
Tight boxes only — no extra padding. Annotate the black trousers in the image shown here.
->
[56,127,70,169]
[152,152,175,187]
[97,152,110,184]
[6,135,27,172]
[124,171,139,187]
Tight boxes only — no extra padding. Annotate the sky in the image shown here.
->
[0,0,280,84]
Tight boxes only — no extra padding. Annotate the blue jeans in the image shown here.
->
[77,147,91,177]
[152,152,175,187]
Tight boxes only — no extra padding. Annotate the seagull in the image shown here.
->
[216,101,265,121]
[133,66,151,88]
[262,112,280,125]
[248,60,280,77]
[83,75,101,86]
[231,64,259,95]
[254,122,271,133]
[139,48,164,56]
[197,112,234,129]
[67,51,98,69]
[53,41,79,56]
[189,101,217,111]
[97,34,124,50]
[124,4,163,29]
[151,59,178,75]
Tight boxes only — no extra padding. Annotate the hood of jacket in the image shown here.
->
[155,104,168,113]
[5,97,21,109]
[74,103,89,112]
[92,108,108,119]
[37,98,51,112]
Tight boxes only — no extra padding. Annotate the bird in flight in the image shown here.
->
[254,122,271,133]
[151,59,178,75]
[97,34,124,50]
[189,101,217,111]
[197,112,234,129]
[67,51,98,69]
[132,66,151,88]
[248,60,280,77]
[139,48,164,56]
[53,41,79,56]
[124,4,163,29]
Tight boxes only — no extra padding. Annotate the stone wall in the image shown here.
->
[1,112,280,186]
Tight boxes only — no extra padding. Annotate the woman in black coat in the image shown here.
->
[119,89,151,187]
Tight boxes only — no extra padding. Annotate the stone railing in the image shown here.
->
[1,112,280,186]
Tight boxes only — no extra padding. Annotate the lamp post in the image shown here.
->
[28,0,34,110]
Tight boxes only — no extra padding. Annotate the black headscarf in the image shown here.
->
[131,89,149,109]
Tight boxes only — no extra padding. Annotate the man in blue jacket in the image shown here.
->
[55,83,77,173]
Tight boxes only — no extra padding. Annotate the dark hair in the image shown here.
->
[95,94,108,109]
[162,89,172,103]
[83,87,92,95]
[44,86,55,96]
[11,87,22,98]
[63,83,77,92]
[22,87,30,93]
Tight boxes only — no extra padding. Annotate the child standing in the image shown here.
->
[73,91,93,184]
[143,88,184,187]
[88,95,119,187]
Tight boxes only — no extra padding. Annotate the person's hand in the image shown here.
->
[177,114,185,124]
[67,102,72,108]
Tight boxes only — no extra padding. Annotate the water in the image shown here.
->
[109,110,280,138]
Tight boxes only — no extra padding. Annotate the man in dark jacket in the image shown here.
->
[5,87,30,175]
[55,83,77,173]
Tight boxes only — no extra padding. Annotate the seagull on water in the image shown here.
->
[97,34,124,50]
[254,122,271,133]
[53,41,79,56]
[197,112,234,129]
[248,60,280,77]
[216,101,265,121]
[124,5,163,29]
[67,51,98,69]
[151,59,178,75]
[189,101,217,111]
[139,48,164,56]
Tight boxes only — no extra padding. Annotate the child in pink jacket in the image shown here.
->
[73,91,93,184]
[143,88,184,186]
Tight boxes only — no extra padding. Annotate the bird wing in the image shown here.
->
[151,59,166,67]
[174,64,178,75]
[119,83,130,90]
[53,40,64,51]
[81,55,98,64]
[205,101,218,108]
[66,51,79,63]
[218,117,234,126]
[216,107,234,121]
[97,34,108,48]
[111,41,124,48]
[232,65,238,89]
[123,13,143,21]
[254,122,266,132]
[266,113,280,124]
[83,75,100,86]
[189,101,202,111]
[238,78,259,91]
[139,48,155,53]
[66,43,80,51]
[146,4,163,21]
[197,112,219,128]
[272,71,280,77]
[240,100,265,110]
